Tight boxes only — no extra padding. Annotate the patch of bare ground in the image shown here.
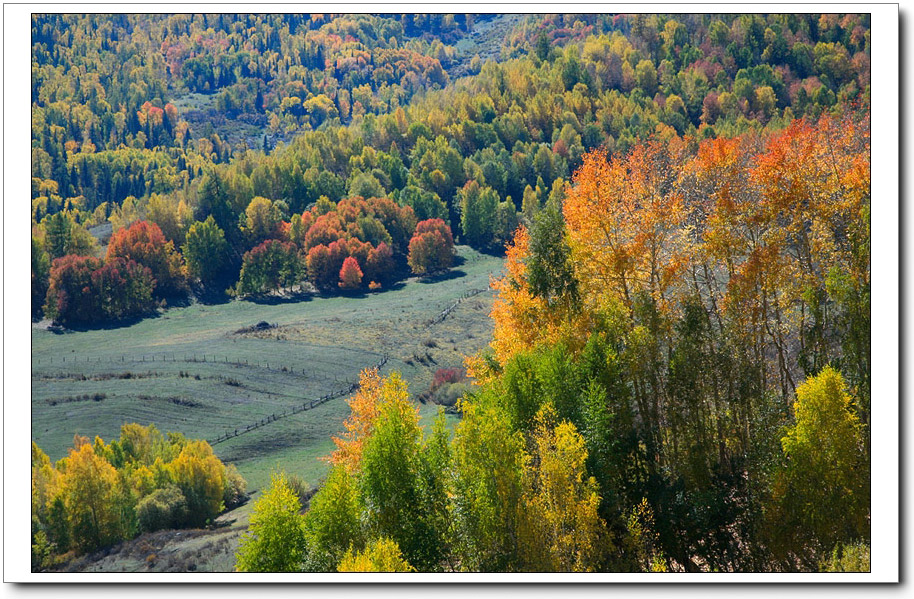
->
[52,503,253,573]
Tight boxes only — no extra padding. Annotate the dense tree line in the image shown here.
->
[471,110,870,571]
[34,191,455,323]
[235,110,869,573]
[31,13,868,308]
[31,424,246,570]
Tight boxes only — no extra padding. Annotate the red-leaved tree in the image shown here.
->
[407,218,454,275]
[339,256,363,290]
[106,220,186,298]
[45,255,155,325]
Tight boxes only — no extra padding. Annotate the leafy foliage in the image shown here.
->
[765,367,868,567]
[339,256,364,290]
[136,485,188,533]
[407,218,454,275]
[30,425,243,562]
[478,111,870,571]
[235,472,308,572]
[30,12,871,573]
[236,239,301,296]
[30,12,868,324]
[517,405,606,572]
[338,537,415,572]
[182,216,230,289]
[44,255,156,324]
[106,220,186,298]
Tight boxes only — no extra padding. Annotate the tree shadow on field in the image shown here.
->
[476,247,507,259]
[335,289,369,299]
[52,310,163,333]
[418,269,467,284]
[161,293,194,309]
[244,291,315,305]
[337,280,407,295]
[193,288,234,306]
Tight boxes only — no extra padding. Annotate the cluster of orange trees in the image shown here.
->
[34,193,455,324]
[31,425,245,569]
[235,111,869,572]
[238,194,453,295]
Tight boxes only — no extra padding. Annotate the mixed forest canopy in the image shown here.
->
[31,12,869,323]
[232,110,870,574]
[30,12,870,574]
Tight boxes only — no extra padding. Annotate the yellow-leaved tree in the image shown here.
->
[330,367,383,472]
[168,439,226,526]
[765,366,868,567]
[518,405,607,572]
[53,440,129,552]
[236,472,308,572]
[338,537,414,572]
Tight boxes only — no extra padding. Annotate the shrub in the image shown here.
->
[137,485,189,533]
[433,367,466,389]
[223,464,248,509]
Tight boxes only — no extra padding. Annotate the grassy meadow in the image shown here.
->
[32,245,502,493]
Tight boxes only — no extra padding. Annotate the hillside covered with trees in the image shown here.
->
[30,12,870,573]
[31,13,869,323]
[233,110,870,573]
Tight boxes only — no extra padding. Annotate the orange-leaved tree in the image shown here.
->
[339,256,364,289]
[330,367,383,472]
[106,220,186,297]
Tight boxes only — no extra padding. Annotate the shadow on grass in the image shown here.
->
[193,288,234,306]
[50,310,163,333]
[476,247,508,259]
[322,280,408,296]
[418,269,467,284]
[160,295,195,310]
[334,289,369,299]
[244,291,315,305]
[374,281,407,293]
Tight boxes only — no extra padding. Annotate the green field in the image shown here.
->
[32,246,503,492]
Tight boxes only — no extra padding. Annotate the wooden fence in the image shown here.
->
[207,353,388,446]
[426,286,489,326]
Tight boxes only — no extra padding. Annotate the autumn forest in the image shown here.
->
[29,13,870,574]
